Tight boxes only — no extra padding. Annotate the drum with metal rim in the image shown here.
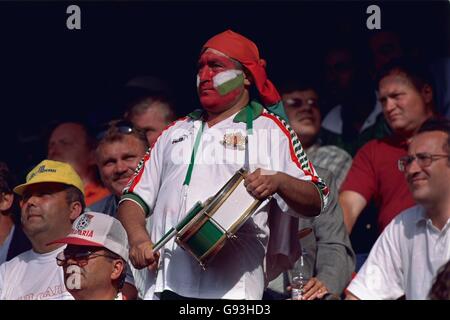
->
[175,168,262,269]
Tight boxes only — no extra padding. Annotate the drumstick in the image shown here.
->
[152,201,204,251]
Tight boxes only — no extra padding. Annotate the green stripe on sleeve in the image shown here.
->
[119,193,151,217]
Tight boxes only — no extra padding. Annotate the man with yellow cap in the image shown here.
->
[117,30,329,299]
[0,160,84,299]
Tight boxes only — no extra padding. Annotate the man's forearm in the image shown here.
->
[277,172,322,217]
[117,200,151,245]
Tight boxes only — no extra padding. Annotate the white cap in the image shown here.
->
[49,212,129,261]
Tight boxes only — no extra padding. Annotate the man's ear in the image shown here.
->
[421,84,433,106]
[243,69,253,87]
[0,193,14,211]
[111,259,125,281]
[68,201,83,221]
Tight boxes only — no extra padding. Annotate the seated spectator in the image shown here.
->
[90,120,149,217]
[124,95,177,147]
[50,212,129,300]
[265,167,355,300]
[429,260,450,300]
[281,79,352,188]
[346,118,450,300]
[340,57,436,236]
[320,42,389,156]
[0,160,84,299]
[0,162,31,264]
[48,121,110,206]
[90,120,150,299]
[123,76,177,146]
[367,30,405,79]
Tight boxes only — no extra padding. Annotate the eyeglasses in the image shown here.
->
[398,152,450,172]
[56,249,116,267]
[95,120,134,141]
[284,98,318,109]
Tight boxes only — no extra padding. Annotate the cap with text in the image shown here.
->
[13,159,84,196]
[49,211,129,261]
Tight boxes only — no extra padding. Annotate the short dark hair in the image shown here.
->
[0,162,16,194]
[417,117,450,154]
[429,260,450,300]
[103,248,127,289]
[95,119,149,152]
[376,57,435,94]
[0,162,20,220]
[64,185,86,213]
[125,95,177,125]
[278,78,321,97]
[47,121,96,152]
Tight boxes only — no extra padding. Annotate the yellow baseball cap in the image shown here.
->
[13,160,84,196]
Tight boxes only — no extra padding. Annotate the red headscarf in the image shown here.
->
[202,30,281,106]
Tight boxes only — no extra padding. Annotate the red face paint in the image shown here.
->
[197,50,244,112]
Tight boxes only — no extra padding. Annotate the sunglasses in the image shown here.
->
[56,248,117,267]
[283,98,318,108]
[95,120,135,141]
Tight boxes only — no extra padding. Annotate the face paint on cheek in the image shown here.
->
[213,70,244,96]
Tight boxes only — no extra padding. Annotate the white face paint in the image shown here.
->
[212,69,243,88]
[196,75,200,89]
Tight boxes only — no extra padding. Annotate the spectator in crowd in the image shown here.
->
[367,30,405,78]
[346,118,450,300]
[0,160,137,300]
[320,42,389,156]
[90,120,149,217]
[429,260,450,300]
[0,162,31,264]
[266,166,355,300]
[117,29,328,299]
[340,57,436,236]
[50,212,130,300]
[90,120,150,298]
[124,95,177,147]
[281,79,352,188]
[48,122,110,206]
[0,160,84,299]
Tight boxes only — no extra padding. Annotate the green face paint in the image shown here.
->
[213,70,244,96]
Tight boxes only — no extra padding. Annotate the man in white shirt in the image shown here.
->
[0,159,84,300]
[117,29,329,299]
[50,211,130,300]
[346,118,450,299]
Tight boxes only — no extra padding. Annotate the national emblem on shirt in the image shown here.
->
[221,131,246,150]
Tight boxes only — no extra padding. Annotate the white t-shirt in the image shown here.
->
[347,205,450,300]
[0,246,73,300]
[121,104,328,299]
[0,225,15,265]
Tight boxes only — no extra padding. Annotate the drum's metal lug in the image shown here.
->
[226,232,237,239]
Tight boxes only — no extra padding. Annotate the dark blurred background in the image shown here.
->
[0,1,449,176]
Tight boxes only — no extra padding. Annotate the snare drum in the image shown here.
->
[176,168,262,269]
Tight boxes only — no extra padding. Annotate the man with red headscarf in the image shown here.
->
[117,30,329,299]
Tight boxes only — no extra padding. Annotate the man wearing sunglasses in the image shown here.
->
[280,79,352,188]
[50,212,129,300]
[346,118,450,299]
[91,120,149,218]
[0,160,84,300]
[117,30,329,300]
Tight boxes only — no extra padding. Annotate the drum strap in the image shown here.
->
[183,105,254,186]
[183,121,205,187]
